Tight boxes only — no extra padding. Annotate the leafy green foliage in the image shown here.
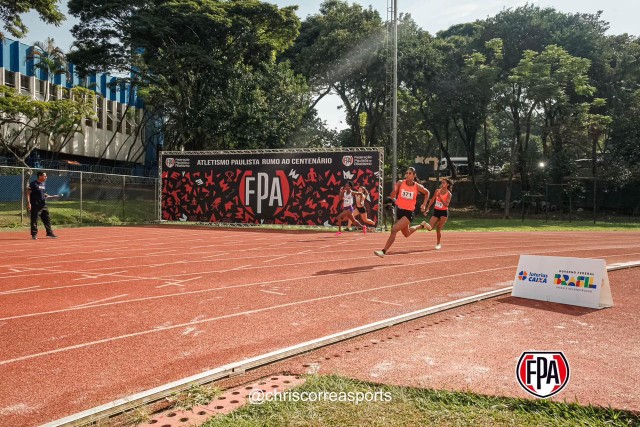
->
[0,0,64,39]
[0,85,96,167]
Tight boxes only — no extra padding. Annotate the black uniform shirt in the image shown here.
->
[29,180,46,205]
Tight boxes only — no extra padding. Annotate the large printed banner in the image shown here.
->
[161,150,382,226]
[512,255,613,309]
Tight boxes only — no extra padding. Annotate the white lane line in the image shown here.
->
[264,256,287,263]
[147,261,188,268]
[370,299,401,306]
[3,246,640,308]
[156,276,204,289]
[201,253,230,259]
[0,265,516,366]
[0,286,41,295]
[260,290,287,296]
[74,271,128,281]
[72,294,129,308]
[224,265,251,272]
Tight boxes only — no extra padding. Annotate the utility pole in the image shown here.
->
[392,0,398,185]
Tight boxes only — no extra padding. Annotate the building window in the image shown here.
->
[49,83,58,100]
[4,70,15,87]
[20,75,30,93]
[62,88,70,99]
[96,97,104,129]
[85,118,93,127]
[37,80,46,95]
[107,116,113,131]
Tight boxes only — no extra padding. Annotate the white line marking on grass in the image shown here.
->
[0,265,516,366]
[72,294,128,308]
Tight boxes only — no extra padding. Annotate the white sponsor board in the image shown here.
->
[512,255,613,309]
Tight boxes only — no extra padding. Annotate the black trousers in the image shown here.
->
[30,204,53,236]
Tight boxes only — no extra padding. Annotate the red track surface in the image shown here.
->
[0,226,639,425]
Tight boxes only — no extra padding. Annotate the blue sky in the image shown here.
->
[20,1,639,129]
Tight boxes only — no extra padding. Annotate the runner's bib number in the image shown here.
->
[435,200,444,209]
[401,190,415,200]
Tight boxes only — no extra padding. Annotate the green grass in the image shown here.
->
[2,202,637,231]
[0,199,157,228]
[203,375,639,427]
[431,217,640,232]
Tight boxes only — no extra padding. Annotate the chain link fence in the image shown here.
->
[453,177,640,223]
[0,165,159,228]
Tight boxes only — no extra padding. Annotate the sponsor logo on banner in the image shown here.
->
[342,156,354,167]
[516,352,570,398]
[354,155,373,166]
[165,157,191,168]
[554,272,597,289]
[518,271,548,284]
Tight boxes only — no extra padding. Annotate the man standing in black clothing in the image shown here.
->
[27,171,59,240]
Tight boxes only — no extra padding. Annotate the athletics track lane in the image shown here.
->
[0,227,638,425]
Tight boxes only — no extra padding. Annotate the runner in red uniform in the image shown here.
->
[374,168,431,257]
[424,178,453,250]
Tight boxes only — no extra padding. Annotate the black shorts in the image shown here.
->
[433,209,448,219]
[357,206,366,214]
[396,208,414,222]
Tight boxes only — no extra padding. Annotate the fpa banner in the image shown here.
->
[512,255,613,309]
[160,149,383,226]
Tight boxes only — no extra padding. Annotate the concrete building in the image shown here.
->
[0,37,157,175]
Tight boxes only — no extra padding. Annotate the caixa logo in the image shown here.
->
[516,351,570,398]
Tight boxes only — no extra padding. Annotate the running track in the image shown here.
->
[0,226,639,425]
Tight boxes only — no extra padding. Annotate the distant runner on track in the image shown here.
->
[335,181,364,235]
[354,185,376,233]
[424,178,453,250]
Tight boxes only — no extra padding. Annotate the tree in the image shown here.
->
[0,85,97,167]
[69,0,305,151]
[283,0,388,147]
[0,0,64,39]
[26,37,67,101]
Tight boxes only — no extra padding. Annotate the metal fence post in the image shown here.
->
[20,168,24,225]
[122,175,126,222]
[80,172,83,225]
[545,184,549,222]
[593,177,597,224]
[569,191,572,223]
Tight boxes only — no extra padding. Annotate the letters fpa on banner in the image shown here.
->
[512,255,613,309]
[160,149,382,226]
